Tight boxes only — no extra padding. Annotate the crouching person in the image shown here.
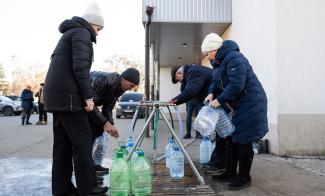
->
[202,33,268,190]
[88,68,140,176]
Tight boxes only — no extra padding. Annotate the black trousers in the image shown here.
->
[210,135,228,169]
[38,103,47,121]
[226,139,254,177]
[52,112,97,195]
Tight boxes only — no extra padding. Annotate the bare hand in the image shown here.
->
[103,121,119,138]
[168,99,177,104]
[204,93,214,103]
[84,99,94,112]
[210,99,221,108]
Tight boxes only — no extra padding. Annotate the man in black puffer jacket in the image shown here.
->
[88,68,140,175]
[43,3,108,196]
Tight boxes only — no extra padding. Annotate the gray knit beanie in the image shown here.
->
[82,2,104,28]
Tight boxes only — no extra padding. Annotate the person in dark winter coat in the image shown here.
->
[202,33,268,190]
[43,3,108,195]
[88,68,140,176]
[35,83,47,125]
[169,64,213,139]
[20,84,34,125]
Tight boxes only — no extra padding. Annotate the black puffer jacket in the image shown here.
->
[88,71,125,137]
[43,16,96,112]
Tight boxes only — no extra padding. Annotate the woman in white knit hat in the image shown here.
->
[202,33,268,190]
[43,2,108,195]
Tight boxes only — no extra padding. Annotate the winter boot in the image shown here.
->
[228,175,252,190]
[25,115,32,125]
[95,165,109,176]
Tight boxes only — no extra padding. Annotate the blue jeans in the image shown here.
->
[186,101,203,135]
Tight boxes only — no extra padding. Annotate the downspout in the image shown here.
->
[145,6,153,137]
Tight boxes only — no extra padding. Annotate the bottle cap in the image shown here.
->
[137,150,144,156]
[116,151,123,158]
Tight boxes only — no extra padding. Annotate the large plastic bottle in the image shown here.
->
[169,146,184,179]
[200,136,211,164]
[131,150,152,196]
[110,151,130,196]
[215,107,235,138]
[92,133,108,166]
[193,106,220,136]
[165,138,175,168]
[127,137,134,154]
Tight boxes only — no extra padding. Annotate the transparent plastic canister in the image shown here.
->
[193,106,235,138]
[214,107,235,138]
[193,106,220,136]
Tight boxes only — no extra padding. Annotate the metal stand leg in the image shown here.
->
[159,111,205,185]
[126,103,205,185]
[126,109,156,162]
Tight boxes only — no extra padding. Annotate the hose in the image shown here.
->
[166,105,174,140]
[174,106,183,141]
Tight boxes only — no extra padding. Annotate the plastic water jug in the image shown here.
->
[193,106,220,136]
[169,146,184,179]
[214,107,235,138]
[127,137,134,153]
[110,151,130,196]
[200,136,211,164]
[92,132,108,166]
[130,150,152,196]
[165,138,175,168]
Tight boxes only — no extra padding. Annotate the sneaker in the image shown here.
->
[95,165,109,176]
[42,121,47,125]
[86,186,108,195]
[36,121,43,125]
[25,122,32,125]
[182,133,191,139]
[228,176,252,190]
[212,170,237,182]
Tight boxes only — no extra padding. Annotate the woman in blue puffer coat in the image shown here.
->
[202,33,268,190]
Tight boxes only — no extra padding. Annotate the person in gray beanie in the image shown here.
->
[43,2,107,195]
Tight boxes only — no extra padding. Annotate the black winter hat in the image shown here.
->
[121,68,140,85]
[171,65,181,84]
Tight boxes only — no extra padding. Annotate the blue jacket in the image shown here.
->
[21,89,34,109]
[172,64,213,105]
[209,40,268,144]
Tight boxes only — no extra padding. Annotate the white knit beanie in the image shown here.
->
[82,2,104,28]
[201,33,223,53]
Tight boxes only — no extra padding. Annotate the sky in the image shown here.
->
[0,0,145,79]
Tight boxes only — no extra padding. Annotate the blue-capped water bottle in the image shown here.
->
[165,138,175,168]
[169,146,184,179]
[200,136,211,164]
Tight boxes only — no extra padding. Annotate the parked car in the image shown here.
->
[116,92,145,119]
[0,96,23,116]
[6,95,38,114]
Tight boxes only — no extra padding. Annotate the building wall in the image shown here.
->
[276,0,325,155]
[222,0,278,153]
[222,0,325,155]
[157,0,325,155]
